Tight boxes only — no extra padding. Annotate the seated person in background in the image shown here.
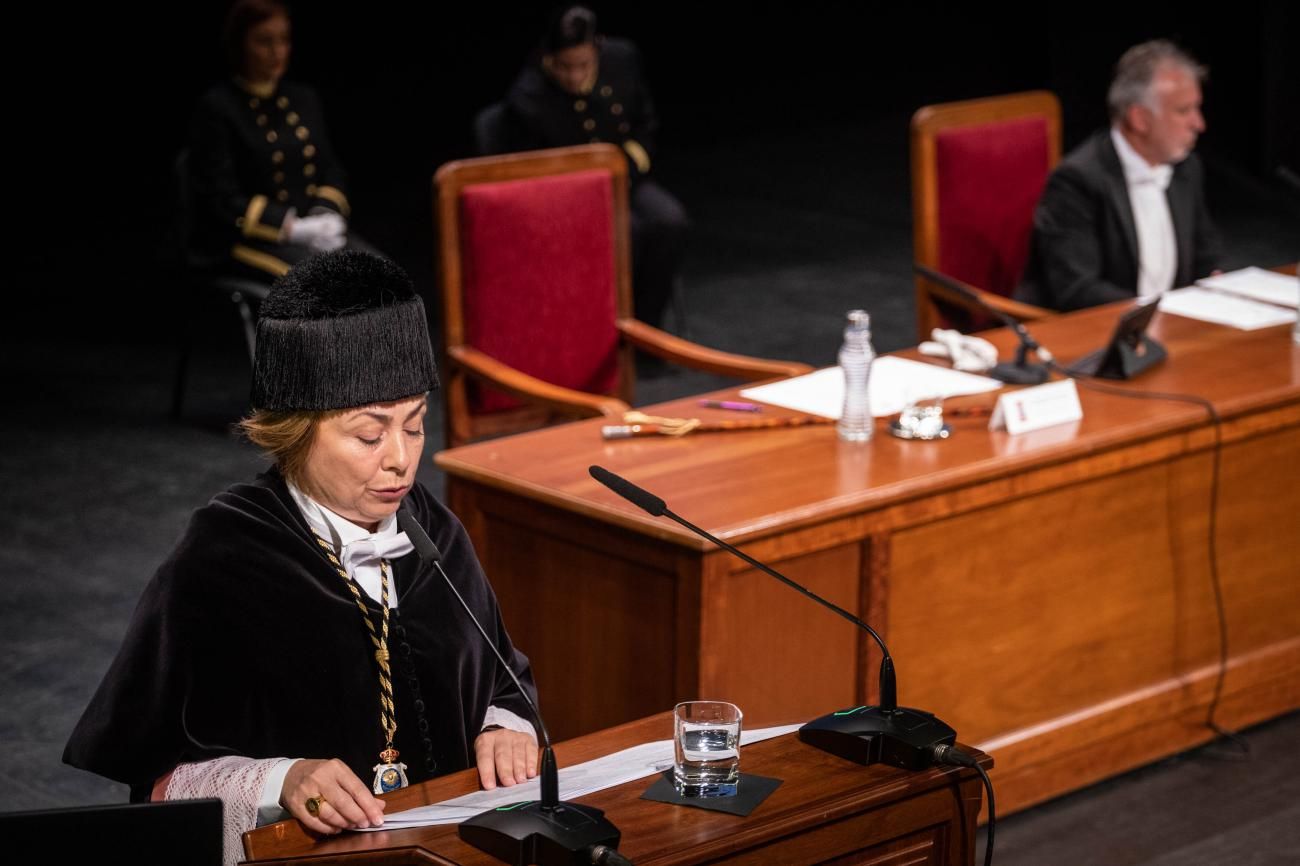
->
[1017,40,1222,311]
[503,4,688,328]
[189,0,374,281]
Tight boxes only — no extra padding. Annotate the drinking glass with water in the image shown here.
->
[673,700,743,797]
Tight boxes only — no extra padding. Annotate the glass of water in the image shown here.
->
[673,700,742,797]
[902,394,945,435]
[894,391,948,440]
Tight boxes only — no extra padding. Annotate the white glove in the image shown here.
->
[286,211,347,251]
[918,328,999,372]
[311,232,347,252]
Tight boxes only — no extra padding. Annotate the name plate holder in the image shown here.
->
[989,379,1083,434]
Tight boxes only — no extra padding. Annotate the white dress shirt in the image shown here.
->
[1111,127,1178,300]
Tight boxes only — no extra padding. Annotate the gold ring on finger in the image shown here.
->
[305,795,327,817]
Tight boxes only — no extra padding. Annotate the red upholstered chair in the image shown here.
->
[910,91,1060,341]
[435,144,812,448]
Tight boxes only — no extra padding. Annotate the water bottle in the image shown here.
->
[837,309,875,442]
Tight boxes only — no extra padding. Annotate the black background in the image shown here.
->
[11,1,1297,335]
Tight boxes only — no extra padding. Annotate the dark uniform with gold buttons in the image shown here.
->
[189,78,369,279]
[504,37,687,327]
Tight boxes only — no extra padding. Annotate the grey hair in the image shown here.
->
[1107,40,1207,121]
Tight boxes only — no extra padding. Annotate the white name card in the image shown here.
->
[988,379,1083,434]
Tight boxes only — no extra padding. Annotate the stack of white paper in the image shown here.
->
[1158,286,1297,330]
[366,723,804,830]
[1197,267,1299,309]
[738,356,1003,419]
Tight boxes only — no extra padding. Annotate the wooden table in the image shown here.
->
[435,298,1300,816]
[244,714,991,865]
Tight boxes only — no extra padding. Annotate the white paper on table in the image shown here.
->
[1196,267,1299,309]
[1158,287,1297,330]
[739,357,1003,419]
[366,723,805,830]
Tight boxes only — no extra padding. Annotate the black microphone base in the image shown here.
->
[458,800,620,866]
[800,705,957,771]
[989,361,1050,385]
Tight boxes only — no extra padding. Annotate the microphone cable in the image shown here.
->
[588,843,635,865]
[909,262,1251,754]
[932,744,995,866]
[1046,360,1248,755]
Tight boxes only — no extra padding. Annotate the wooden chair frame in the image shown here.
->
[435,143,810,447]
[910,91,1061,340]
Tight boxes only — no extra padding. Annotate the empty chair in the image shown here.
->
[910,91,1060,339]
[434,143,811,448]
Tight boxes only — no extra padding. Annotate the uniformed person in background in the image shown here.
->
[504,5,688,329]
[189,0,375,282]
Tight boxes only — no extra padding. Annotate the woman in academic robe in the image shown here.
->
[64,251,538,864]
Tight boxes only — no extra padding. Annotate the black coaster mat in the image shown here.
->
[640,771,782,816]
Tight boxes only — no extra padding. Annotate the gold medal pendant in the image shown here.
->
[373,746,409,794]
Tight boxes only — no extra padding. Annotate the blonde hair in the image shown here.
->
[239,408,340,485]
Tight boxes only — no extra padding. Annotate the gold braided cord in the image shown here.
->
[620,410,837,436]
[621,411,700,435]
[314,534,397,748]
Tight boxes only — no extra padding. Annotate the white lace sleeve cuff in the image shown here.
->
[483,705,537,742]
[163,756,294,866]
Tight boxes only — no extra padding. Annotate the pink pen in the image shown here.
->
[698,400,762,412]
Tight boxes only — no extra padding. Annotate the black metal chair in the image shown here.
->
[472,101,510,156]
[170,150,272,418]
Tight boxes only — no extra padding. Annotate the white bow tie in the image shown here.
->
[1130,165,1173,191]
[340,532,414,575]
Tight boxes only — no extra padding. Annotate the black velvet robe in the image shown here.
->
[63,470,535,800]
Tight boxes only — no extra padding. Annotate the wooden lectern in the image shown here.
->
[243,713,991,865]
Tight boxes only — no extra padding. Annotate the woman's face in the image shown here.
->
[546,42,598,95]
[243,13,292,84]
[299,395,427,531]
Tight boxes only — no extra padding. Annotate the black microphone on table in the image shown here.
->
[396,509,629,866]
[586,466,961,771]
[913,262,1053,385]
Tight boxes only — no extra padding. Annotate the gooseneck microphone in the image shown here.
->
[587,466,958,771]
[913,262,1052,385]
[397,509,625,866]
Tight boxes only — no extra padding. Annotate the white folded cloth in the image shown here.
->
[918,328,999,372]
